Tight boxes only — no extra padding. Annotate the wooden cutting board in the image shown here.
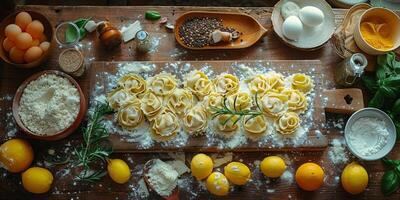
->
[89,60,363,152]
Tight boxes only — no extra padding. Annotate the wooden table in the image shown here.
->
[0,5,399,200]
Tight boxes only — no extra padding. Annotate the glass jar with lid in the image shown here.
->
[334,53,367,87]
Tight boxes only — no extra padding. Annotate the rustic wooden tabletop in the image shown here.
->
[0,5,400,200]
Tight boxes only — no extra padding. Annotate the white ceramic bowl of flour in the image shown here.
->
[344,108,396,161]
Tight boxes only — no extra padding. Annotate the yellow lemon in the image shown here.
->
[191,153,213,180]
[341,162,368,194]
[224,162,251,185]
[0,139,34,173]
[22,167,53,194]
[295,162,324,191]
[107,159,131,184]
[206,172,229,196]
[260,156,287,178]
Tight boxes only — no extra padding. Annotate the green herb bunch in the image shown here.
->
[362,52,400,139]
[73,102,114,182]
[211,93,262,126]
[381,158,400,196]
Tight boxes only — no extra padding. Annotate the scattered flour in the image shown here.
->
[328,138,348,164]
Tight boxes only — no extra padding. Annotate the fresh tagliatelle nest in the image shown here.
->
[105,64,314,146]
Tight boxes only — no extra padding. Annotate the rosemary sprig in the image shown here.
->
[73,102,114,182]
[211,93,262,126]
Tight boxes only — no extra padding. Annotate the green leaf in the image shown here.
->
[362,75,378,93]
[145,10,161,20]
[391,99,400,115]
[368,89,385,108]
[381,170,400,196]
[382,158,400,168]
[66,18,91,43]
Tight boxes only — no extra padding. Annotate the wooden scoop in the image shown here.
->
[143,159,179,200]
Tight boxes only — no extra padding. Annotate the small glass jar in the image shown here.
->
[55,22,80,48]
[335,53,367,87]
[135,30,151,53]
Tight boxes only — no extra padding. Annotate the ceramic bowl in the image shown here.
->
[12,70,87,141]
[354,7,400,55]
[344,108,396,161]
[271,0,335,50]
[0,10,53,68]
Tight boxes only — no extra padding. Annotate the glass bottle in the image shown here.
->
[335,53,367,87]
[135,30,151,53]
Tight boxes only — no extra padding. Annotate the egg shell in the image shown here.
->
[15,12,32,31]
[299,6,325,27]
[26,20,44,39]
[9,47,26,63]
[15,32,33,50]
[3,38,15,52]
[282,16,303,41]
[5,24,22,42]
[24,46,43,63]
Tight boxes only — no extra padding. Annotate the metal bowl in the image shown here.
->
[344,108,396,161]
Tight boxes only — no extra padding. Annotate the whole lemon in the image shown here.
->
[107,159,131,184]
[341,162,368,194]
[224,162,251,185]
[206,172,229,196]
[260,156,287,178]
[191,153,213,180]
[22,167,53,194]
[295,162,324,191]
[0,139,34,173]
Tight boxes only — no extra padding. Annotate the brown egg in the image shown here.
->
[5,24,22,41]
[3,38,15,52]
[24,46,43,63]
[15,12,32,31]
[31,39,40,46]
[15,32,33,50]
[26,20,44,39]
[9,47,26,63]
[39,41,50,52]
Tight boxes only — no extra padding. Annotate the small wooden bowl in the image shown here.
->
[354,7,400,55]
[271,0,335,50]
[12,70,87,141]
[0,10,53,68]
[174,11,267,50]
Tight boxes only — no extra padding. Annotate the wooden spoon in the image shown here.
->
[143,159,179,200]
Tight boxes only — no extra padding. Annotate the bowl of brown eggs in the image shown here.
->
[0,10,53,68]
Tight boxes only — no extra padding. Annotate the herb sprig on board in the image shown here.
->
[211,93,262,126]
[381,158,400,196]
[73,102,114,182]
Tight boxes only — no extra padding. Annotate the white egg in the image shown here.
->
[282,16,303,41]
[299,6,325,27]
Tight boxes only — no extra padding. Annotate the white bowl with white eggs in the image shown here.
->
[271,0,336,50]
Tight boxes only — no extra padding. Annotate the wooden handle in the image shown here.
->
[323,88,364,114]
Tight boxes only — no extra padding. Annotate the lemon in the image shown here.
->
[191,153,213,180]
[224,162,251,185]
[22,167,53,194]
[206,172,229,196]
[341,162,368,194]
[107,159,131,184]
[0,139,34,173]
[260,156,287,178]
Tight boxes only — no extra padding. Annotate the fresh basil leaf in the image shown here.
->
[368,89,385,108]
[391,99,400,115]
[380,86,397,99]
[362,75,378,93]
[395,122,400,140]
[65,18,91,43]
[381,170,400,196]
[65,23,79,43]
[382,158,400,168]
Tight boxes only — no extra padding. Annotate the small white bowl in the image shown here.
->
[344,108,396,161]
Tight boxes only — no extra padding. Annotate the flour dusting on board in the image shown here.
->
[91,61,325,149]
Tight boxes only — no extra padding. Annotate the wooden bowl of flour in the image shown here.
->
[12,70,87,141]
